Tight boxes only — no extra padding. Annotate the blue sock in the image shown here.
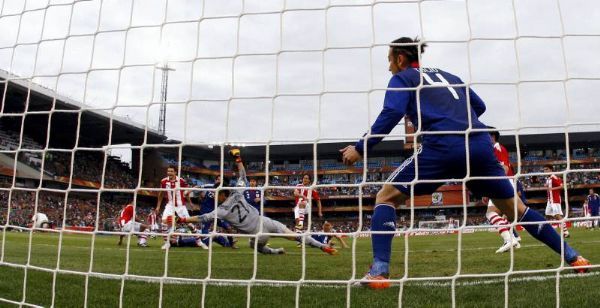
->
[369,204,396,276]
[214,235,231,247]
[512,227,520,239]
[520,207,578,263]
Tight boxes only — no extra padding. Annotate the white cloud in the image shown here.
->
[327,6,372,48]
[468,0,516,39]
[0,0,599,145]
[281,10,325,51]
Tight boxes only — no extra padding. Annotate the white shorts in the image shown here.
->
[293,201,309,219]
[34,219,49,228]
[162,203,190,220]
[545,202,564,216]
[121,221,142,233]
[487,180,516,208]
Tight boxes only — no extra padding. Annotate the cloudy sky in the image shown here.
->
[1,0,600,147]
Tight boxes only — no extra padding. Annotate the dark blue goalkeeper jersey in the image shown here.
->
[354,67,488,154]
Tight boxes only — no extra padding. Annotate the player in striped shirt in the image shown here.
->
[147,208,160,236]
[117,203,149,247]
[340,36,590,289]
[156,165,194,249]
[543,164,569,238]
[293,174,323,232]
[485,128,521,253]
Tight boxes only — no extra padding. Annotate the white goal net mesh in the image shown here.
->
[1,0,600,307]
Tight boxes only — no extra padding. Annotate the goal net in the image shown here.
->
[1,0,599,307]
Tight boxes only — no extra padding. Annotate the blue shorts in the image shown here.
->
[388,134,514,199]
[590,208,599,217]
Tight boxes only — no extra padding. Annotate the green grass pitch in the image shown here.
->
[1,229,599,307]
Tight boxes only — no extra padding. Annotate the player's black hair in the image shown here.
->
[543,164,554,170]
[487,126,500,142]
[221,176,232,186]
[390,37,427,63]
[219,189,231,198]
[167,164,178,172]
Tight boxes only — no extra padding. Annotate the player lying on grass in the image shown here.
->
[117,203,149,247]
[167,228,208,249]
[167,149,338,256]
[340,36,591,289]
[312,221,349,249]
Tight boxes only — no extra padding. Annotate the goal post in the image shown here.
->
[1,0,600,307]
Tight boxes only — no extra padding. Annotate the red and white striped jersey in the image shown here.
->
[119,204,134,226]
[493,142,514,176]
[546,175,562,204]
[160,176,188,207]
[295,184,320,204]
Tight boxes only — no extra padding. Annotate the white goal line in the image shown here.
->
[1,260,597,289]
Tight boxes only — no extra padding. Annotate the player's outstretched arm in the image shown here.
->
[229,148,248,186]
[340,78,407,165]
[317,199,323,217]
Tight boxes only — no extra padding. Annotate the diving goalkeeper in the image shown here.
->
[168,149,337,256]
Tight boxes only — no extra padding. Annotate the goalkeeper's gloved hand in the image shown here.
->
[229,148,242,163]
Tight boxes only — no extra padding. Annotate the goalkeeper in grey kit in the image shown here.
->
[168,149,338,256]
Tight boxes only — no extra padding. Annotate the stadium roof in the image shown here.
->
[176,130,600,163]
[2,69,599,161]
[0,70,165,148]
[192,140,406,161]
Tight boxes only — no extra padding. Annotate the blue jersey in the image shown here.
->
[200,183,218,214]
[517,180,527,204]
[244,189,262,211]
[587,194,600,213]
[355,67,487,154]
[311,234,330,245]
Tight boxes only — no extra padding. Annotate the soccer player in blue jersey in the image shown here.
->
[168,228,209,249]
[312,221,349,248]
[244,178,263,213]
[198,176,239,249]
[586,188,600,229]
[340,37,591,289]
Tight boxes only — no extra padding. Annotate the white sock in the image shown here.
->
[487,211,511,242]
[500,230,512,243]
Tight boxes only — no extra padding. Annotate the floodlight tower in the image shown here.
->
[156,62,174,136]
